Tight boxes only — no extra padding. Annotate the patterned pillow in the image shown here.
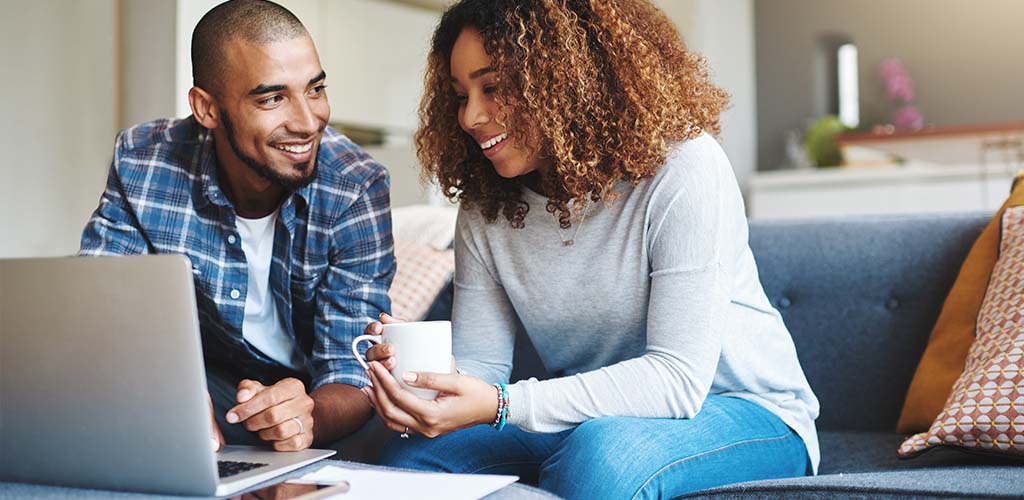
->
[388,240,455,321]
[899,206,1024,457]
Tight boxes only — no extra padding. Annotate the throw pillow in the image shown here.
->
[898,180,1024,432]
[388,240,455,321]
[898,206,1024,457]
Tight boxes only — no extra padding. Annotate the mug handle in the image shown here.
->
[351,334,382,370]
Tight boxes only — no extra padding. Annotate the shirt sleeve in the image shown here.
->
[450,210,517,384]
[79,132,153,256]
[308,168,396,390]
[506,142,733,433]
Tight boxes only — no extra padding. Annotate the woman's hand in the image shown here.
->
[363,313,404,371]
[361,361,498,438]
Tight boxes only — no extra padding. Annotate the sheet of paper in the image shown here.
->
[288,464,518,500]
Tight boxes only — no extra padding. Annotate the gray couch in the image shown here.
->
[426,212,1024,499]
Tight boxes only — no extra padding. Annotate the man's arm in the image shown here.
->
[79,134,153,256]
[310,383,372,445]
[307,165,396,444]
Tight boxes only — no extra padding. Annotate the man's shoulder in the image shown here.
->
[116,117,204,156]
[314,126,389,190]
[112,118,204,192]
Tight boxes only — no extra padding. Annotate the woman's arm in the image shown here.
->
[506,139,736,432]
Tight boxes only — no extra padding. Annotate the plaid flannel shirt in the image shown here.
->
[80,117,394,390]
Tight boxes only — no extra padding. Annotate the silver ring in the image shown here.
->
[292,416,305,435]
[400,426,410,439]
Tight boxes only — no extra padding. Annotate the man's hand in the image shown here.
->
[225,378,314,451]
[208,393,226,452]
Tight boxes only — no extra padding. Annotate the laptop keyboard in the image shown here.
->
[218,460,268,478]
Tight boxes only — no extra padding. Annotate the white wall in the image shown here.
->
[122,0,178,126]
[0,1,118,258]
[655,0,758,190]
[755,0,1024,172]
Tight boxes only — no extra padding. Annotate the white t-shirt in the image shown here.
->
[236,210,304,371]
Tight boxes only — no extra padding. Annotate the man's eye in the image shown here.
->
[310,85,327,96]
[259,95,283,106]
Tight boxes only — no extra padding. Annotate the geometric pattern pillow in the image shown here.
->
[899,205,1024,457]
[388,239,455,321]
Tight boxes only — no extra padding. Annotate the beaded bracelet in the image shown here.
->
[491,383,509,431]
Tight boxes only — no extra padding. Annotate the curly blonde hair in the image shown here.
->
[416,0,729,228]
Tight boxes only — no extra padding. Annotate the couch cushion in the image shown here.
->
[749,213,991,431]
[679,431,1024,499]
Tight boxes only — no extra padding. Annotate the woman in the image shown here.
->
[360,0,820,497]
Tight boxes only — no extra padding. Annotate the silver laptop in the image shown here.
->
[0,255,335,496]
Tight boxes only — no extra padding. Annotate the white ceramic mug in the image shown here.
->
[351,320,452,400]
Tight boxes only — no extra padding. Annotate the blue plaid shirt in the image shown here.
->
[80,117,394,390]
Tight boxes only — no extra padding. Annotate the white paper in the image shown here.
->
[288,464,518,500]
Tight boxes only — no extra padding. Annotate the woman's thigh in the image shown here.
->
[379,424,568,482]
[540,395,810,500]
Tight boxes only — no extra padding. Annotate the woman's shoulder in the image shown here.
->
[641,132,735,201]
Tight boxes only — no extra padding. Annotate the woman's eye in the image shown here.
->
[484,86,497,95]
[455,94,468,104]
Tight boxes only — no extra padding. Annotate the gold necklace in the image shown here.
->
[553,198,593,247]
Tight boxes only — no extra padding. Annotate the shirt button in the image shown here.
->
[230,289,241,299]
[228,234,237,244]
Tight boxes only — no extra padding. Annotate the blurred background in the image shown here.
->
[1,0,1021,258]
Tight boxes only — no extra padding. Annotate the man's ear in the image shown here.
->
[189,86,220,129]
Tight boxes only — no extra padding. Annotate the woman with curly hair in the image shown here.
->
[360,0,819,497]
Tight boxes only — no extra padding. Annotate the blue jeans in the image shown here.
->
[380,395,810,500]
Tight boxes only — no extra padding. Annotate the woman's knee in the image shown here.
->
[540,418,650,499]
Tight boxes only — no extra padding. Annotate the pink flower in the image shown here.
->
[879,59,908,81]
[886,74,915,102]
[892,105,924,131]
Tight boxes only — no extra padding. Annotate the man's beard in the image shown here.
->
[220,111,319,191]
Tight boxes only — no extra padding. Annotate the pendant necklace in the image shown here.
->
[553,198,594,247]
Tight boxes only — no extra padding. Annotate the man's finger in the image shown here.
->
[272,430,312,452]
[207,394,225,452]
[227,383,295,424]
[236,379,266,404]
[258,413,311,442]
[243,396,311,432]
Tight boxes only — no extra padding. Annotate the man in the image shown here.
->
[80,0,393,452]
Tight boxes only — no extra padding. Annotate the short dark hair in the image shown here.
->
[191,0,308,92]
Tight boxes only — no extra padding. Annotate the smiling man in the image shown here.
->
[79,0,393,452]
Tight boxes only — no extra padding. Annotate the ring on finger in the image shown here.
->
[400,426,410,439]
[292,416,305,436]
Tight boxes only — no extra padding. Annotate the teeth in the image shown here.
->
[276,142,312,154]
[480,133,508,150]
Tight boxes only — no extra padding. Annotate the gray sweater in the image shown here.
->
[452,134,820,472]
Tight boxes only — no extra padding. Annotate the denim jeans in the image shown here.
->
[380,394,810,500]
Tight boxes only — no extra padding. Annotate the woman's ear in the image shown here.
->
[189,86,219,129]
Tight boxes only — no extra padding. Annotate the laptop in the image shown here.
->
[0,255,335,496]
